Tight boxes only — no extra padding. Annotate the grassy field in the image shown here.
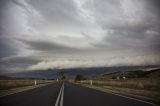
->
[103,86,160,101]
[0,76,55,91]
[78,78,160,91]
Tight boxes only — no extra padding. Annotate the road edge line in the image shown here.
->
[108,90,160,106]
[74,83,160,106]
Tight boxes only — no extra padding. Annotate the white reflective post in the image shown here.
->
[35,80,37,86]
[90,80,92,86]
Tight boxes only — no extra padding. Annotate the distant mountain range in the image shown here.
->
[3,65,159,79]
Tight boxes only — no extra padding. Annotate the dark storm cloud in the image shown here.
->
[11,0,30,12]
[88,0,160,52]
[25,0,80,26]
[17,37,94,55]
[0,0,8,16]
[0,0,8,36]
[0,0,160,72]
[0,38,17,58]
[19,39,74,52]
[101,21,151,34]
[81,32,93,39]
[146,0,160,17]
[1,56,39,67]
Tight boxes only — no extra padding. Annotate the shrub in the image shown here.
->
[75,74,86,81]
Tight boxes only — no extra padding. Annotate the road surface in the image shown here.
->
[0,82,62,106]
[64,83,159,106]
[0,82,159,106]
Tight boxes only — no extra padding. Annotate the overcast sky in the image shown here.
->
[0,0,160,73]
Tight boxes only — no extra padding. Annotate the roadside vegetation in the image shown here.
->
[57,71,66,80]
[0,76,55,91]
[75,74,86,81]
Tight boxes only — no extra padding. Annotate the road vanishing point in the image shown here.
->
[0,82,159,106]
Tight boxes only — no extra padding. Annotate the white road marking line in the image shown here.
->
[60,83,64,106]
[78,84,160,106]
[55,83,64,106]
[55,84,63,106]
[108,92,159,106]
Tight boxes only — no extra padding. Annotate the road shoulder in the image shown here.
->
[74,83,160,106]
[0,83,53,97]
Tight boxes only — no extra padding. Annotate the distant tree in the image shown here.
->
[75,74,86,81]
[61,75,66,80]
[57,71,66,80]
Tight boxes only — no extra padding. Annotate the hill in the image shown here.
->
[93,67,160,79]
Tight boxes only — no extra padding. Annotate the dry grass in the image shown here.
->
[0,79,55,90]
[78,78,160,91]
[103,86,160,101]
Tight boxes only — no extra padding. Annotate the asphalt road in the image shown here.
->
[64,82,159,106]
[0,82,159,106]
[0,82,62,106]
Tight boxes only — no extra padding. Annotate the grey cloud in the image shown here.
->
[89,0,160,52]
[0,38,17,58]
[81,32,93,39]
[27,55,160,71]
[11,0,31,13]
[97,29,160,52]
[84,0,122,19]
[145,0,160,18]
[1,56,39,67]
[0,0,8,36]
[0,0,160,73]
[0,0,31,36]
[19,39,72,52]
[26,0,80,26]
[18,37,95,56]
[101,20,152,34]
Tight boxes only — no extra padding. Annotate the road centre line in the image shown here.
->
[55,83,64,106]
